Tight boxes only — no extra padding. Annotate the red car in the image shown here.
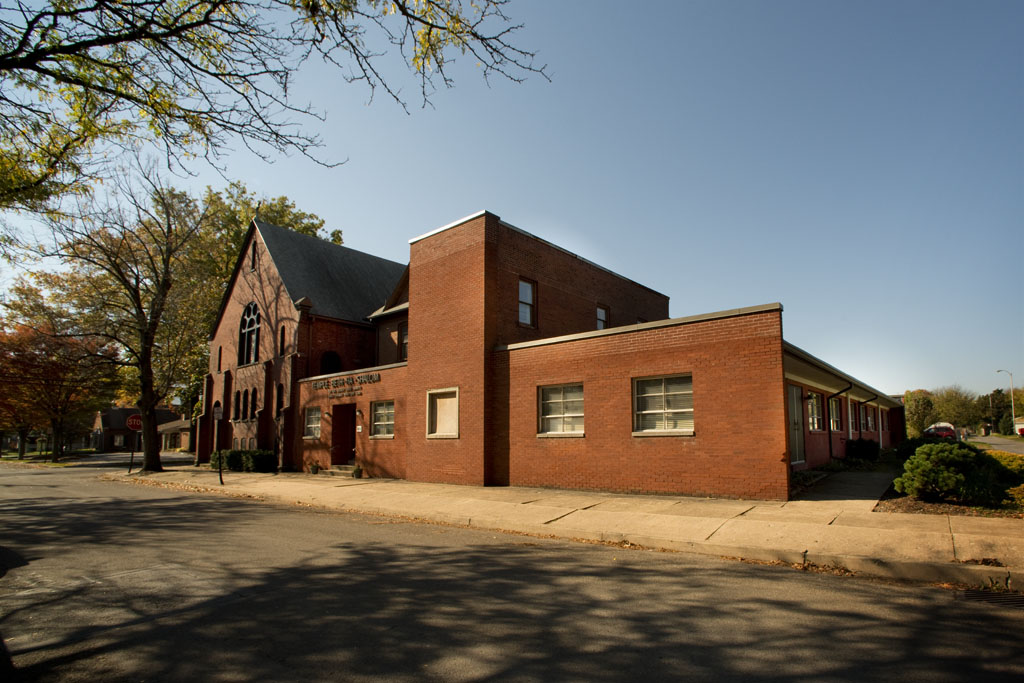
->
[924,425,957,440]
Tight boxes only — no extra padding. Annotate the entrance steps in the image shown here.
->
[322,465,363,478]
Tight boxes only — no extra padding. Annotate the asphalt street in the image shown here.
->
[1,464,1022,682]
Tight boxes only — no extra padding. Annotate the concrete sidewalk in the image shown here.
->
[110,464,1023,587]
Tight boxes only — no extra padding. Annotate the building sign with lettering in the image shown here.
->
[310,372,381,399]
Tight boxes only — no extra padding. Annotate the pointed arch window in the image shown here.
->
[242,389,250,420]
[250,389,258,418]
[238,302,260,365]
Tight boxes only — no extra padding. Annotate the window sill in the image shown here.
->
[369,434,394,440]
[631,430,695,438]
[302,435,320,440]
[537,432,585,438]
[427,433,459,440]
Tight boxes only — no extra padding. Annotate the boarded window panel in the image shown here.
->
[429,391,458,436]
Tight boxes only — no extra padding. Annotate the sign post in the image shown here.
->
[213,405,224,485]
[125,414,143,473]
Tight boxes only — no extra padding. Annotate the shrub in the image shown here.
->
[894,443,970,502]
[243,449,277,473]
[1007,484,1024,509]
[894,442,1022,506]
[845,438,880,461]
[210,449,276,472]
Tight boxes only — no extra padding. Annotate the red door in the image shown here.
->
[331,404,356,466]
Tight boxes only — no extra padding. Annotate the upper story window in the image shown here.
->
[238,302,260,366]
[829,397,842,432]
[250,243,257,271]
[279,326,286,356]
[633,375,694,435]
[217,347,222,372]
[398,322,409,361]
[518,278,536,327]
[596,306,609,330]
[808,393,823,431]
[250,389,258,419]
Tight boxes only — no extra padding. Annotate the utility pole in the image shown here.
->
[997,370,1016,436]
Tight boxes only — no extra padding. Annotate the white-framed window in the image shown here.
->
[829,397,842,432]
[866,407,875,431]
[808,393,823,431]
[859,405,867,432]
[539,384,584,434]
[371,400,395,437]
[633,375,694,435]
[113,434,124,447]
[881,409,889,431]
[596,306,609,330]
[427,388,459,438]
[303,407,321,438]
[518,278,536,327]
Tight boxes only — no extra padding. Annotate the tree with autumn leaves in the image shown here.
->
[0,316,120,461]
[3,162,330,471]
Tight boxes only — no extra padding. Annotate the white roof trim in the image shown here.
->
[409,210,489,244]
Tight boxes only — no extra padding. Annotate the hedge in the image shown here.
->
[210,449,277,473]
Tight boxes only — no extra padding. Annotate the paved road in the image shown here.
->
[1,465,1022,682]
[969,434,1024,455]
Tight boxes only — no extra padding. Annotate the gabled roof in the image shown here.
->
[255,220,407,324]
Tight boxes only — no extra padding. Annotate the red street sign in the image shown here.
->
[126,415,143,431]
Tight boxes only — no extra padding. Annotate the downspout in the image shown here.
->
[827,383,853,460]
[858,393,878,439]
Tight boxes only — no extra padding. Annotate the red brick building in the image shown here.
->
[196,211,903,500]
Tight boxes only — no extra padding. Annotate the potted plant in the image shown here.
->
[309,462,320,474]
[352,465,363,479]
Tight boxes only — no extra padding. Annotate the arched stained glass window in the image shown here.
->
[238,303,260,365]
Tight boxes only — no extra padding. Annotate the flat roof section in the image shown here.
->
[497,303,783,351]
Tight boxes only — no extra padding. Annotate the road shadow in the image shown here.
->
[5,539,1023,681]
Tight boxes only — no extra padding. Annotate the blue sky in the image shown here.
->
[16,1,1024,397]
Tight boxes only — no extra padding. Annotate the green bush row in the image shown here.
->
[893,442,1024,507]
[210,449,277,473]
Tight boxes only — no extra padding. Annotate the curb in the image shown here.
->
[108,470,1021,589]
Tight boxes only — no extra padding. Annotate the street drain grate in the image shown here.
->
[960,590,1024,610]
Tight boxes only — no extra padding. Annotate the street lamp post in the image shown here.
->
[997,369,1016,436]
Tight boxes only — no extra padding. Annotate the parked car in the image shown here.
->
[924,425,957,440]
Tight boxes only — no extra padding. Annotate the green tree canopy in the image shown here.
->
[0,0,546,211]
[903,389,936,438]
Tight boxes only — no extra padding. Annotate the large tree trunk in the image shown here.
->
[137,343,163,473]
[17,428,27,459]
[50,419,63,462]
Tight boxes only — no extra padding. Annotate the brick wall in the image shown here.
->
[296,364,408,477]
[500,309,790,499]
[404,214,490,484]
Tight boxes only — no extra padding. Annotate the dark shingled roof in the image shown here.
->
[255,220,407,323]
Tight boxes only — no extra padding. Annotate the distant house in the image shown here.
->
[92,408,180,452]
[158,417,194,452]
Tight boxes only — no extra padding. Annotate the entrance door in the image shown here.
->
[787,385,805,464]
[331,404,356,466]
